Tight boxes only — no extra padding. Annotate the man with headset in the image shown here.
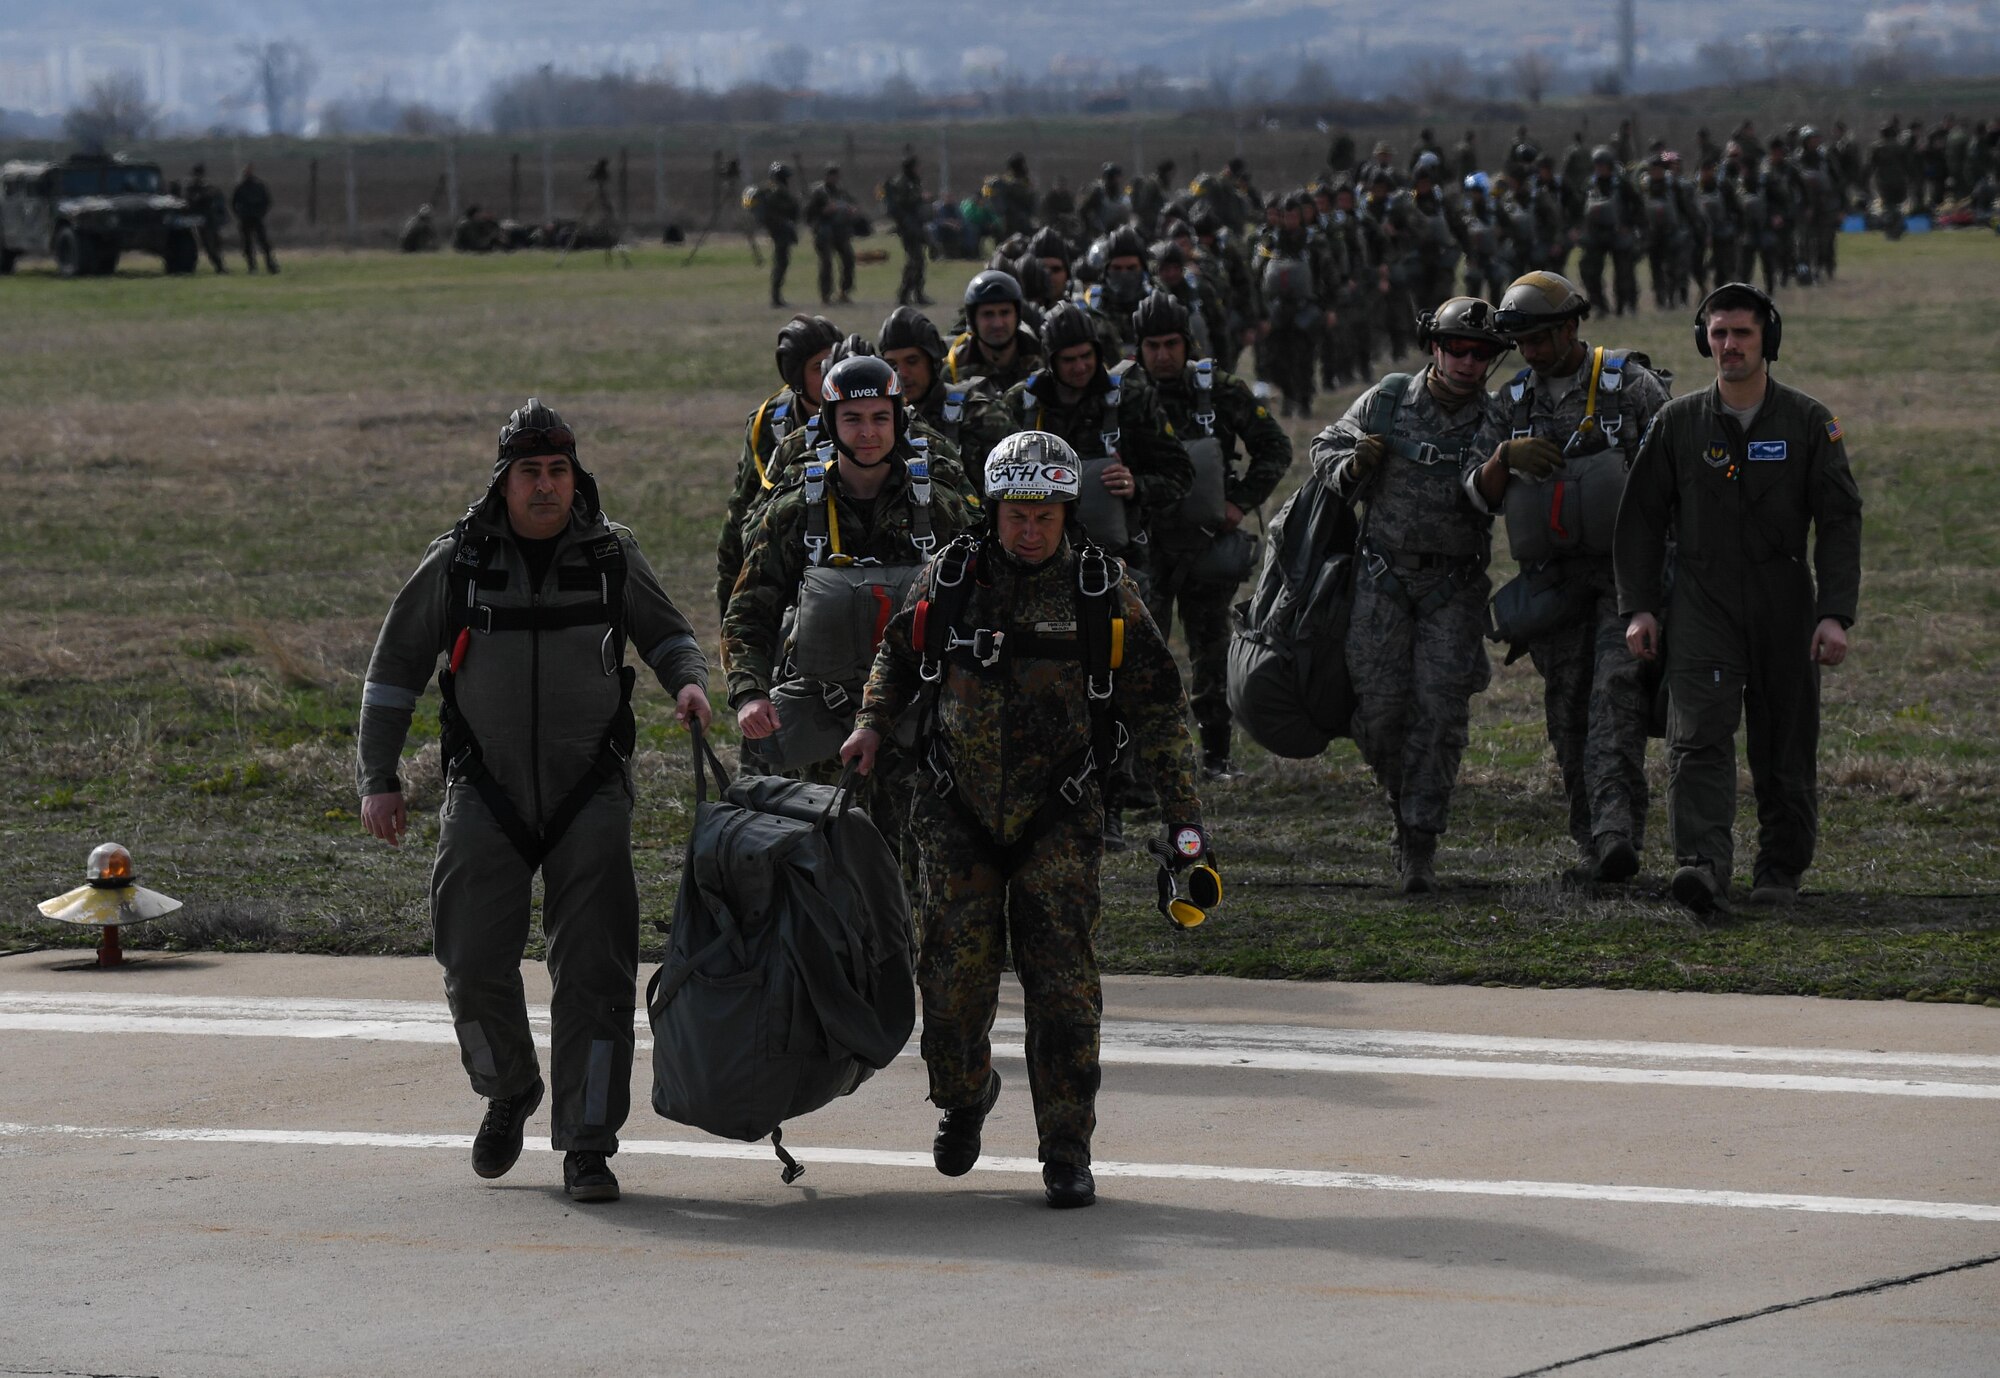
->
[1614,283,1862,919]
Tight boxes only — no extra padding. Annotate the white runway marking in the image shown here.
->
[2,1119,1995,1223]
[3,991,1995,1099]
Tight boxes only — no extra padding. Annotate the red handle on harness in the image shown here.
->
[1547,482,1570,543]
[449,627,471,674]
[870,586,896,652]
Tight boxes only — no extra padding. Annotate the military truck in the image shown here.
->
[0,152,204,277]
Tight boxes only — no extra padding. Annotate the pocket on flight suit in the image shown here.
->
[1665,663,1744,751]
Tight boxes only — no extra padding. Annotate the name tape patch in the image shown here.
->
[1747,441,1788,462]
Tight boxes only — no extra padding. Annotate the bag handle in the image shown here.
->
[816,759,861,836]
[689,722,733,806]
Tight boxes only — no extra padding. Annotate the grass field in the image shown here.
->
[2,233,1996,1004]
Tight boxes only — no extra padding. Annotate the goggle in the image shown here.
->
[1437,338,1503,362]
[499,424,575,458]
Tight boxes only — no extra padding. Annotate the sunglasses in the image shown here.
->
[1438,339,1502,362]
[499,424,575,458]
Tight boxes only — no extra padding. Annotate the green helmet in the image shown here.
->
[1494,271,1591,335]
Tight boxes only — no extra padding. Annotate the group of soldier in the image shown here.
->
[167,162,279,273]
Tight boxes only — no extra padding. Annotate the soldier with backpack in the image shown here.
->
[840,432,1206,1210]
[1307,298,1511,893]
[358,399,713,1204]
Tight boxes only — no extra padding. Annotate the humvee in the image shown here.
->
[0,152,204,277]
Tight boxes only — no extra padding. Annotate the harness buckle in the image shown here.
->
[1076,548,1115,598]
[803,534,830,567]
[1364,546,1390,582]
[1087,673,1113,701]
[919,655,942,683]
[947,628,1005,667]
[470,603,494,635]
[1194,409,1217,433]
[820,682,853,713]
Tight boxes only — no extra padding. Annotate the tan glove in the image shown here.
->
[1350,434,1388,478]
[1497,437,1564,480]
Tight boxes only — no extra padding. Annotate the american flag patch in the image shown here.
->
[1826,417,1844,442]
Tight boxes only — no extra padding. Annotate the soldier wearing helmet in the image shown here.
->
[1754,137,1809,294]
[715,314,844,616]
[878,305,1013,471]
[359,398,712,1204]
[804,164,859,305]
[1251,193,1339,418]
[723,355,975,852]
[1307,298,1512,893]
[945,268,1044,392]
[1133,290,1293,777]
[841,431,1204,1211]
[1475,271,1672,883]
[1078,162,1133,239]
[745,162,802,307]
[881,149,934,307]
[1579,146,1643,316]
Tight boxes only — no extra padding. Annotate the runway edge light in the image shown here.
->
[37,842,182,968]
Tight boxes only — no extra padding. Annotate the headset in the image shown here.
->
[1694,282,1783,362]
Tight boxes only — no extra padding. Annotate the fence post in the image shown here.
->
[541,137,554,221]
[343,145,357,244]
[938,120,949,200]
[653,129,666,223]
[307,157,318,226]
[510,151,521,222]
[445,140,459,221]
[618,146,629,222]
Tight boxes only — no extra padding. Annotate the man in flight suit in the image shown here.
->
[358,399,712,1202]
[1616,284,1861,917]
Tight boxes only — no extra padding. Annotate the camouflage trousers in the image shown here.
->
[1260,320,1319,413]
[768,234,794,304]
[896,231,928,304]
[1345,559,1492,837]
[1579,241,1639,315]
[1525,557,1650,856]
[1145,553,1235,735]
[912,789,1103,1166]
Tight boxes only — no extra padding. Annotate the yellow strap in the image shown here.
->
[1581,346,1606,423]
[825,494,843,557]
[749,391,782,486]
[1109,617,1124,670]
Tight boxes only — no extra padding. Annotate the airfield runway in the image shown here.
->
[0,949,1994,1376]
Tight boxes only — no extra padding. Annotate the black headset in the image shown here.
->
[1693,282,1782,362]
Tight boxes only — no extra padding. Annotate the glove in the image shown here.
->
[1349,434,1387,478]
[1149,826,1222,930]
[1498,437,1564,479]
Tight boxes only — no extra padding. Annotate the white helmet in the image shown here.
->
[984,431,1082,503]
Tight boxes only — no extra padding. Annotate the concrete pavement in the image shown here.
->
[0,949,1994,1376]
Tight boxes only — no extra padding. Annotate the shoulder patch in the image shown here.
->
[1826,416,1843,443]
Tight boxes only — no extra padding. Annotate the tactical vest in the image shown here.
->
[436,523,634,866]
[1502,347,1634,562]
[1260,252,1313,302]
[1175,360,1229,532]
[1584,180,1627,241]
[1031,369,1133,550]
[750,391,802,487]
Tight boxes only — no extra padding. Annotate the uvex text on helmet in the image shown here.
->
[984,431,1083,504]
[775,314,843,393]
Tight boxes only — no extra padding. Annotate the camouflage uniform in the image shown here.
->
[912,373,1015,476]
[1488,344,1671,862]
[748,180,801,306]
[745,409,975,533]
[882,166,931,305]
[944,327,1045,395]
[1313,370,1505,851]
[1146,363,1294,764]
[1579,171,1643,317]
[716,387,814,617]
[1251,225,1333,416]
[804,176,858,303]
[722,449,974,857]
[855,534,1201,1166]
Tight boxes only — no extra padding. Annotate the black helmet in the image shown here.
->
[830,332,876,364]
[769,161,792,181]
[1026,225,1071,266]
[1006,151,1028,175]
[489,396,599,520]
[1010,252,1052,305]
[1039,300,1101,362]
[1132,289,1192,344]
[878,305,945,363]
[775,314,842,394]
[1592,145,1617,165]
[1100,161,1122,179]
[964,268,1025,309]
[1417,296,1509,351]
[819,355,906,458]
[1493,271,1591,334]
[1104,226,1149,265]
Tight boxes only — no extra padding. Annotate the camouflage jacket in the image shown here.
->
[722,450,973,705]
[945,327,1044,394]
[1003,366,1194,547]
[881,170,927,234]
[856,535,1201,843]
[1311,368,1505,562]
[716,386,815,615]
[1496,341,1672,468]
[1146,362,1293,552]
[745,408,977,536]
[914,375,1014,475]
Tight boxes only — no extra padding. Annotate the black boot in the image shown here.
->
[563,1149,620,1203]
[471,1076,544,1180]
[932,1070,1002,1177]
[1200,724,1242,780]
[1102,807,1127,852]
[1043,1162,1096,1209]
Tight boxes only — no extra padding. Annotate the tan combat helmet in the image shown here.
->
[1494,271,1591,336]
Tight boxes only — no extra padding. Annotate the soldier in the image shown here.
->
[1693,154,1742,292]
[231,163,278,274]
[1253,194,1335,418]
[1525,155,1575,275]
[185,162,228,272]
[945,269,1045,393]
[1150,239,1222,362]
[747,163,802,307]
[452,204,502,254]
[1455,129,1480,182]
[716,314,842,616]
[881,152,934,307]
[880,305,1013,473]
[840,431,1205,1209]
[1460,173,1514,302]
[1321,182,1379,386]
[1005,299,1193,847]
[1310,298,1511,892]
[1640,154,1693,309]
[1578,147,1641,317]
[1797,129,1843,283]
[1481,272,1672,882]
[1868,122,1910,239]
[1191,206,1260,375]
[1130,158,1175,239]
[1078,163,1133,238]
[358,399,712,1203]
[400,203,440,253]
[1756,138,1808,292]
[1399,155,1468,313]
[1133,291,1293,777]
[1617,284,1862,917]
[724,356,974,855]
[1083,226,1154,361]
[805,164,858,305]
[989,152,1037,238]
[1026,225,1075,307]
